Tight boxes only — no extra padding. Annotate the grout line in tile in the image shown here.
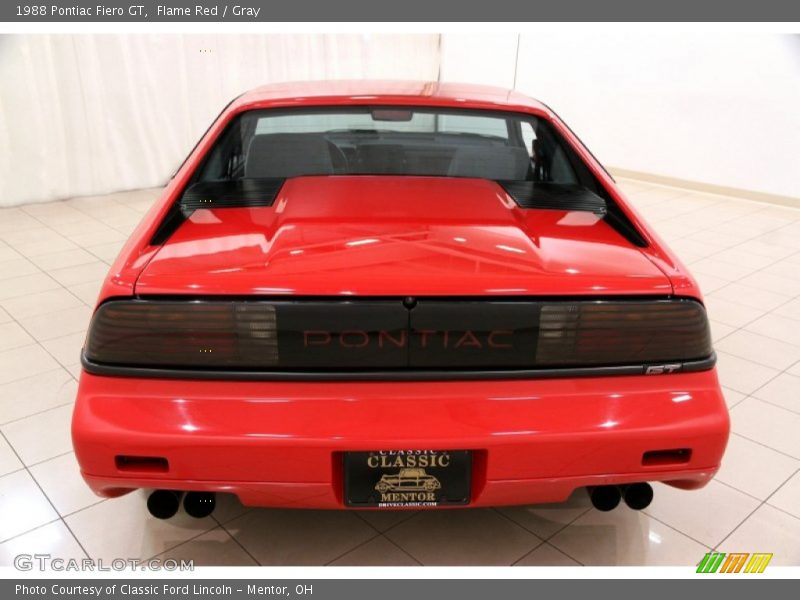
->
[322,531,383,565]
[0,515,63,546]
[352,510,420,536]
[725,430,800,463]
[675,206,800,249]
[666,204,789,243]
[490,503,587,544]
[712,478,772,504]
[505,538,550,567]
[729,351,800,421]
[0,465,26,478]
[11,212,96,308]
[0,399,75,428]
[725,375,800,460]
[624,504,713,551]
[1,261,89,384]
[0,430,90,558]
[8,320,82,385]
[57,497,108,520]
[644,519,712,552]
[213,515,265,567]
[57,494,110,520]
[490,503,592,566]
[548,540,586,566]
[488,506,546,538]
[23,449,75,470]
[512,539,587,567]
[509,539,547,566]
[381,534,424,566]
[0,389,75,430]
[708,292,800,404]
[746,394,800,418]
[763,502,800,523]
[142,523,243,564]
[712,467,800,551]
[208,521,262,567]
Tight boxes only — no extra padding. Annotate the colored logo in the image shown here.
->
[697,552,773,573]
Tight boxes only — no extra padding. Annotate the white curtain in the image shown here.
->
[0,34,442,206]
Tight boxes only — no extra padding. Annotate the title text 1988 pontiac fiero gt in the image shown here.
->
[71,81,729,519]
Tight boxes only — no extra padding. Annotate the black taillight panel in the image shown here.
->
[84,298,712,372]
[535,300,712,366]
[86,301,278,368]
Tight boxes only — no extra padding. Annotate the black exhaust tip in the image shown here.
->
[147,490,182,519]
[622,482,654,510]
[183,492,216,518]
[588,485,621,511]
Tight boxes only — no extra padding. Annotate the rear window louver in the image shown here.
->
[151,178,285,245]
[497,181,607,214]
[179,178,285,212]
[498,181,647,248]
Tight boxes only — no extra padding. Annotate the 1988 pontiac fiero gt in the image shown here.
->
[72,81,729,518]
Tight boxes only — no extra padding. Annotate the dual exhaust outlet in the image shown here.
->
[148,483,652,517]
[588,482,653,512]
[147,490,216,520]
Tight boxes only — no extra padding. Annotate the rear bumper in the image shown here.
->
[72,370,729,508]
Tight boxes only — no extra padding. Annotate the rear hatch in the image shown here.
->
[135,176,670,297]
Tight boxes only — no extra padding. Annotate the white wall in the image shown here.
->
[441,33,800,199]
[2,33,798,206]
[0,34,440,206]
[439,34,518,90]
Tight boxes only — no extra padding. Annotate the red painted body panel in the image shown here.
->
[74,370,728,507]
[136,177,671,297]
[73,81,727,509]
[93,80,703,308]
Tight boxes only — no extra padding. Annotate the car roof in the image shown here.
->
[232,80,551,115]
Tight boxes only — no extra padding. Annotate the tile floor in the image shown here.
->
[1,179,800,567]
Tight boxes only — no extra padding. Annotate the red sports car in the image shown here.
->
[72,81,729,519]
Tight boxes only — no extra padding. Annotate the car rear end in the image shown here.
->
[71,82,729,516]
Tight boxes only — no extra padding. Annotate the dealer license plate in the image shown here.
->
[344,450,471,508]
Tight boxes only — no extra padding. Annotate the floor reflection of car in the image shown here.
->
[375,468,442,492]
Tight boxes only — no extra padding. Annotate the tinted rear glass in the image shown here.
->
[197,107,579,183]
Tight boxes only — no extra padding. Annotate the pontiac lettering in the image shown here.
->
[303,329,513,349]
